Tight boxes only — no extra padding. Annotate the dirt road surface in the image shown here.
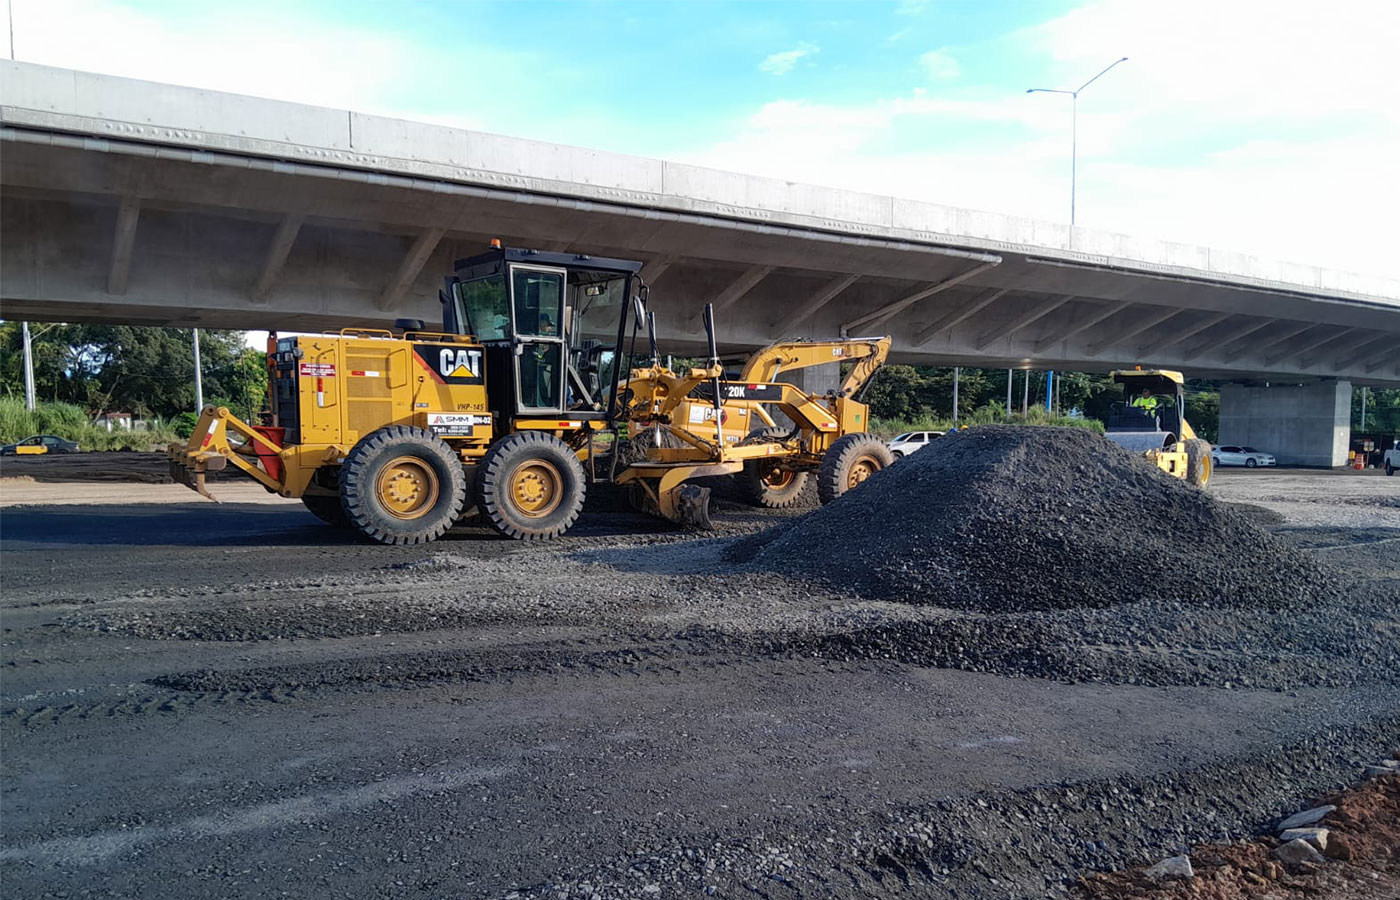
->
[2,465,1397,899]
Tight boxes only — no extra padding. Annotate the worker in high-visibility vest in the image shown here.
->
[1131,388,1159,413]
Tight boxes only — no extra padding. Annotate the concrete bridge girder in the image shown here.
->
[2,61,1399,384]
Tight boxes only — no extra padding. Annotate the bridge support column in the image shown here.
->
[1218,380,1351,467]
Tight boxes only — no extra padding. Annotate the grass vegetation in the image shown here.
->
[871,403,1105,439]
[0,397,179,451]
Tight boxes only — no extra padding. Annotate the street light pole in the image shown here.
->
[952,366,960,424]
[22,321,36,410]
[192,328,204,411]
[1028,56,1128,227]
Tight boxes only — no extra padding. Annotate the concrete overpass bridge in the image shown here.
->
[3,61,1398,464]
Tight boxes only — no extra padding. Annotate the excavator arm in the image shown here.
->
[736,337,891,397]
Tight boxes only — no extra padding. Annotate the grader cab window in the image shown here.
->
[512,268,565,336]
[456,275,509,341]
[512,266,567,412]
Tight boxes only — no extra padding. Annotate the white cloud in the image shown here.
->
[759,42,818,76]
[6,0,489,129]
[686,0,1400,278]
[10,0,1397,280]
[918,48,961,81]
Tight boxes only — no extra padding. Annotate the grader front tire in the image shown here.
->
[477,432,587,540]
[340,426,466,545]
[817,434,894,505]
[302,494,350,527]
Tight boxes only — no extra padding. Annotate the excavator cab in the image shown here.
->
[443,247,643,424]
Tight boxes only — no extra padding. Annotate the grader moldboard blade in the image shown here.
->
[620,463,733,530]
[671,484,714,530]
[626,478,717,530]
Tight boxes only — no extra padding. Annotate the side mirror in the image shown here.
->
[632,295,646,327]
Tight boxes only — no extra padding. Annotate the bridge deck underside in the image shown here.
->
[2,136,1398,384]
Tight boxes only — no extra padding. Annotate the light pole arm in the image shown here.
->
[1076,56,1129,94]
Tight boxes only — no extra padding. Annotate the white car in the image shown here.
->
[1212,445,1276,468]
[1384,444,1399,476]
[888,430,944,457]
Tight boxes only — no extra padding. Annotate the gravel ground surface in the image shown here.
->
[2,442,1397,899]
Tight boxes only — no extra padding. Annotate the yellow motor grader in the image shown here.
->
[1103,368,1212,487]
[169,245,894,543]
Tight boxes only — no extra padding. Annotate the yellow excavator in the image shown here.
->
[169,245,894,543]
[617,321,892,523]
[1103,368,1212,486]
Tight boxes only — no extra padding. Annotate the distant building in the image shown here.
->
[95,412,133,431]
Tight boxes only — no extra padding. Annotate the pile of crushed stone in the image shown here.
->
[747,426,1350,612]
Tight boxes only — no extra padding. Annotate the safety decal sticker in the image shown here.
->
[426,413,491,436]
[299,362,336,377]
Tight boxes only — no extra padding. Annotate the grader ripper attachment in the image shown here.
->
[169,245,894,543]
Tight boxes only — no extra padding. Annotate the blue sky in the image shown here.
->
[9,0,1400,279]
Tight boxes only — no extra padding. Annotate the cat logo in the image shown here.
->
[413,343,485,385]
[439,348,481,379]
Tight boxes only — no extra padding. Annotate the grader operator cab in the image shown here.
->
[1103,369,1212,487]
[170,245,894,544]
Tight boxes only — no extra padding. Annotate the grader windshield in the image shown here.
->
[447,248,642,419]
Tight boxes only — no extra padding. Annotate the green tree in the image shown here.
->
[864,365,933,421]
[1184,388,1220,443]
[1354,387,1400,435]
[0,324,259,419]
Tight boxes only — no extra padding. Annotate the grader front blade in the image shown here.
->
[617,462,741,530]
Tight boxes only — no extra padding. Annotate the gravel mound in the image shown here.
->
[750,426,1350,612]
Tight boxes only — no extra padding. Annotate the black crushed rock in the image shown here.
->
[504,705,1400,900]
[747,426,1353,612]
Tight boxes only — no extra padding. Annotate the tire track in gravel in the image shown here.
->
[0,638,791,730]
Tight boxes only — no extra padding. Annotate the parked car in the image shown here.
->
[888,430,944,457]
[0,434,80,456]
[1211,445,1276,468]
[1384,443,1400,476]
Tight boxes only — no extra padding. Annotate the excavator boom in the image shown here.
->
[737,337,891,397]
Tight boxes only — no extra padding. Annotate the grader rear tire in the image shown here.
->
[817,434,894,505]
[477,432,586,540]
[1185,438,1212,487]
[340,426,466,545]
